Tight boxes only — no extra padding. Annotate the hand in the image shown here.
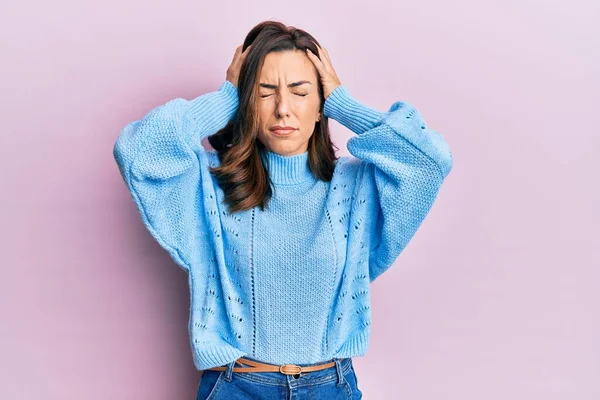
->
[226,45,252,88]
[305,44,342,100]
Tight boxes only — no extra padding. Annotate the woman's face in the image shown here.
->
[256,50,322,156]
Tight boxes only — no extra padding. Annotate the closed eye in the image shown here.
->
[260,93,308,98]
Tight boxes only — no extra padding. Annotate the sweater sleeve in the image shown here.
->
[113,81,239,271]
[323,85,453,283]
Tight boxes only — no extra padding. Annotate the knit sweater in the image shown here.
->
[113,80,453,370]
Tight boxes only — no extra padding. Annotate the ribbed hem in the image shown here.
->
[333,328,370,359]
[185,80,239,142]
[323,85,384,135]
[261,149,315,185]
[193,343,247,371]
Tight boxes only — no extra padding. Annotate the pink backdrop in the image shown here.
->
[1,0,598,398]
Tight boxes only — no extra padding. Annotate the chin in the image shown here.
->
[259,135,308,155]
[267,141,292,151]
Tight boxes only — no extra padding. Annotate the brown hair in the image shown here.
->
[207,20,339,214]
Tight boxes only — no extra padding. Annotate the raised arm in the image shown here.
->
[324,85,453,282]
[114,81,239,181]
[112,81,239,271]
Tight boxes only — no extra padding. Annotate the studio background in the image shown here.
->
[1,0,598,398]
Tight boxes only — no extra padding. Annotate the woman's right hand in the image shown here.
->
[226,45,252,88]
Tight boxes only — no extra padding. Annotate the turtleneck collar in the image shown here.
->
[261,149,315,185]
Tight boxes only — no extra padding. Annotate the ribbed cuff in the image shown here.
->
[219,80,239,98]
[323,85,384,135]
[185,81,239,142]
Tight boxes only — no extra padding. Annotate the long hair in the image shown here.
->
[207,20,339,214]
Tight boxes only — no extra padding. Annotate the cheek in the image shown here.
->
[297,102,319,126]
[257,103,271,130]
[291,96,313,111]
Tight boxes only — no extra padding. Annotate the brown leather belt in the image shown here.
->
[207,357,343,376]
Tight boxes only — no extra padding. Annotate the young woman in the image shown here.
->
[113,20,453,400]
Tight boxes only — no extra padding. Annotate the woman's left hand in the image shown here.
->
[306,44,342,100]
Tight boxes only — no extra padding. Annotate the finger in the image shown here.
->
[306,48,326,75]
[232,45,242,61]
[314,43,327,61]
[313,43,332,71]
[321,48,333,71]
[321,47,332,65]
[241,45,252,58]
[313,43,323,60]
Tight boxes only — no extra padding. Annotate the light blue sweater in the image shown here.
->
[113,80,453,370]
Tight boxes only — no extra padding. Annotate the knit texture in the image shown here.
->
[113,80,453,370]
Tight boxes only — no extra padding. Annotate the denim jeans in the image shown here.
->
[196,356,363,399]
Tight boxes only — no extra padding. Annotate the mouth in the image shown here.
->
[270,128,296,137]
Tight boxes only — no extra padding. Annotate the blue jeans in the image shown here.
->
[196,356,363,399]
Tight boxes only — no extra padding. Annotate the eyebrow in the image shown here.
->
[259,81,312,89]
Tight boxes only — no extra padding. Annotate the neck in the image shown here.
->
[261,149,315,185]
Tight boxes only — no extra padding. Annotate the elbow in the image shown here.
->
[430,131,453,180]
[438,146,453,179]
[112,131,125,167]
[382,102,453,179]
[112,120,144,181]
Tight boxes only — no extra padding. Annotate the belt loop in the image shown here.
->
[224,360,235,382]
[334,358,345,387]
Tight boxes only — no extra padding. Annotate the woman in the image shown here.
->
[113,20,452,400]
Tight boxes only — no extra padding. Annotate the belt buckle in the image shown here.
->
[279,364,302,376]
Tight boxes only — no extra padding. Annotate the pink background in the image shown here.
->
[1,0,598,398]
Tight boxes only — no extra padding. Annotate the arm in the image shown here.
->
[113,81,239,271]
[114,80,239,181]
[324,85,453,282]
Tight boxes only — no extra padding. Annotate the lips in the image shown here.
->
[270,127,296,136]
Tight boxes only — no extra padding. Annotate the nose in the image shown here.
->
[275,92,291,118]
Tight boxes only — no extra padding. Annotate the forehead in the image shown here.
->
[259,50,317,82]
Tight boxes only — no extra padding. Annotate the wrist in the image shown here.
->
[323,85,384,135]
